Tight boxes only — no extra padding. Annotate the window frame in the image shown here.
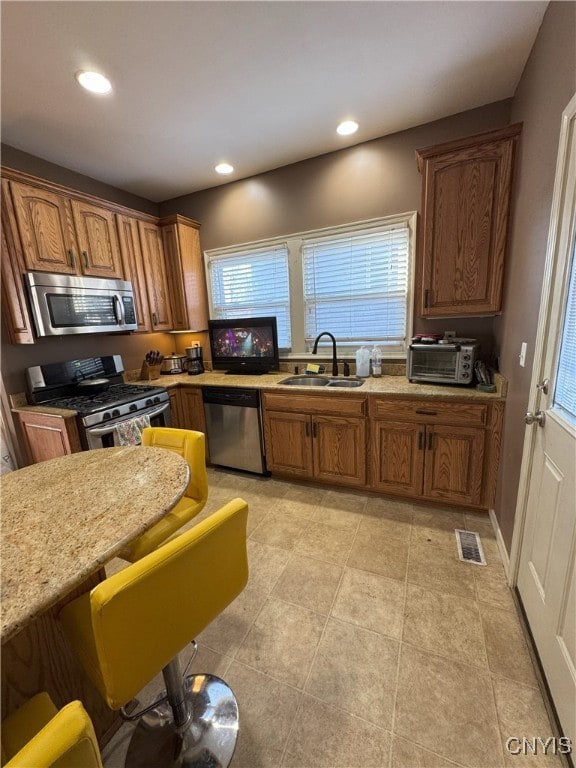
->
[204,212,417,359]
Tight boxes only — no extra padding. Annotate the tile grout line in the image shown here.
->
[388,506,414,767]
[278,504,363,766]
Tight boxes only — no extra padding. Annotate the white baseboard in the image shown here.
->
[489,508,511,581]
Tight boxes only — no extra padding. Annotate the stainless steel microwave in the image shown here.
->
[25,271,138,337]
[408,340,479,385]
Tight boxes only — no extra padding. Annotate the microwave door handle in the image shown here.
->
[113,294,126,326]
[88,403,170,437]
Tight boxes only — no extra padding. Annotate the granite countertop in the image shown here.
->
[10,370,506,419]
[132,370,507,400]
[1,446,189,643]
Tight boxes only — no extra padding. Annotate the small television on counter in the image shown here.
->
[208,316,279,375]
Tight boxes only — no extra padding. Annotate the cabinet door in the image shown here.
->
[418,126,520,317]
[70,200,124,279]
[423,424,485,506]
[116,214,152,332]
[313,416,366,487]
[370,420,424,497]
[263,411,313,477]
[139,221,173,331]
[9,180,78,273]
[162,219,209,332]
[1,207,34,343]
[17,412,82,464]
[179,388,207,434]
[168,388,184,428]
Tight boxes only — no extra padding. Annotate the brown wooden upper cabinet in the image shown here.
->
[116,214,152,333]
[161,215,209,332]
[138,220,173,331]
[416,123,522,318]
[9,180,124,279]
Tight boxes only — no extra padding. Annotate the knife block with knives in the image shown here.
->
[140,350,163,381]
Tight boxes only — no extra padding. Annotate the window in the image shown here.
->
[205,213,416,357]
[207,244,291,348]
[553,238,576,423]
[302,223,411,349]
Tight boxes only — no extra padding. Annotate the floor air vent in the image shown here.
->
[455,529,486,565]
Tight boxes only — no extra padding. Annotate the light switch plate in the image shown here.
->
[519,342,527,367]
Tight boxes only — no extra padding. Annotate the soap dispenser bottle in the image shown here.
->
[355,346,370,378]
[371,345,382,377]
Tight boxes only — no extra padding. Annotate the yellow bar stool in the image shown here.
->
[119,427,209,563]
[58,498,249,768]
[1,692,103,768]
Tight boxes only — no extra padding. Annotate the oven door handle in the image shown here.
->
[87,402,170,437]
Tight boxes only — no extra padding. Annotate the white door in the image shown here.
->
[514,93,576,747]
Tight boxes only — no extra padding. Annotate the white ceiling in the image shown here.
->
[1,1,547,203]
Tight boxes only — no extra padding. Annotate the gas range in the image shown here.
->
[45,383,168,427]
[26,356,171,448]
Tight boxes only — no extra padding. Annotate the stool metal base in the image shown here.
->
[124,674,239,768]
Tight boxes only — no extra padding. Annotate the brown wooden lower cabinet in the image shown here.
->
[369,396,501,509]
[370,418,485,506]
[262,392,367,488]
[169,386,206,434]
[16,411,82,464]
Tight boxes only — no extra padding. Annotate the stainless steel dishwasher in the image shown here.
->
[202,386,267,474]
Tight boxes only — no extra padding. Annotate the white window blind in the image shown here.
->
[207,245,291,348]
[553,238,576,422]
[302,224,410,348]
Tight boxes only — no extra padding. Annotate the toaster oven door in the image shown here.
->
[408,344,459,383]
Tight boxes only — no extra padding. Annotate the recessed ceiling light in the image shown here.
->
[337,120,359,136]
[215,163,234,175]
[75,70,112,95]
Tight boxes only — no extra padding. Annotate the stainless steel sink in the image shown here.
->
[278,376,330,386]
[278,376,364,388]
[326,379,364,388]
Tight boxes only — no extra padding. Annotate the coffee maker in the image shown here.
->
[185,345,204,375]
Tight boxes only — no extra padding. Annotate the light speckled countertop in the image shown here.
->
[10,371,505,421]
[131,370,507,400]
[1,446,189,643]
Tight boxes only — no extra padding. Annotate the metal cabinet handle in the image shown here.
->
[82,251,89,268]
[427,431,433,450]
[305,421,310,438]
[415,409,437,416]
[67,249,75,267]
[152,312,158,326]
[525,410,545,427]
[418,431,424,450]
[424,289,430,308]
[312,421,317,438]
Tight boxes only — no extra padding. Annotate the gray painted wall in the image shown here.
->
[160,100,513,352]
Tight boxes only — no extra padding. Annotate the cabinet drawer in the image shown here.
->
[369,398,488,426]
[262,391,366,417]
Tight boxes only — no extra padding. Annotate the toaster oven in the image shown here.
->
[408,340,479,385]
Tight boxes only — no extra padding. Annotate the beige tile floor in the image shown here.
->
[102,468,564,768]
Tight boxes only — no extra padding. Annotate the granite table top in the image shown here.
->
[1,446,190,643]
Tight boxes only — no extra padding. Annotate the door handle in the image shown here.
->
[525,410,545,426]
[536,379,549,395]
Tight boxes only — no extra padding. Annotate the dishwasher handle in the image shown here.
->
[202,387,260,408]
